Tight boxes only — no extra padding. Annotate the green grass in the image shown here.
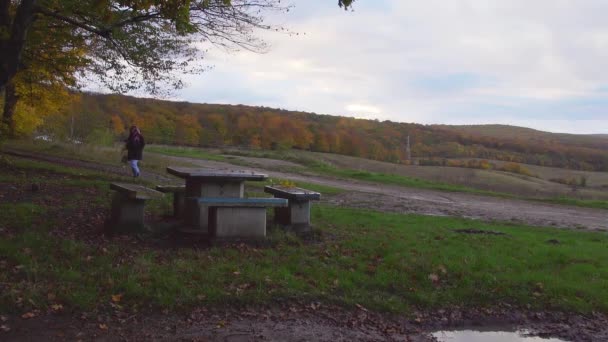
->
[0,203,46,228]
[1,202,607,314]
[312,164,502,196]
[538,197,608,210]
[6,141,607,210]
[1,156,607,314]
[146,145,228,162]
[2,143,606,316]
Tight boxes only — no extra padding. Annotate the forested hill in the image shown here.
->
[45,93,608,171]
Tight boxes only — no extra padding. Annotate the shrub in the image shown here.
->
[499,162,534,177]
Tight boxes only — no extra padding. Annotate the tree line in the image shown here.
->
[37,92,608,172]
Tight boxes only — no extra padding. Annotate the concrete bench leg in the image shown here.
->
[172,192,185,219]
[183,180,244,233]
[107,192,147,233]
[212,207,267,239]
[274,200,312,233]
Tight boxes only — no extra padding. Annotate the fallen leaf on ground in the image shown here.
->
[21,312,36,319]
[0,324,10,332]
[0,316,6,322]
[438,265,447,274]
[111,294,122,303]
[428,273,440,282]
[99,323,108,330]
[51,304,63,312]
[355,303,368,312]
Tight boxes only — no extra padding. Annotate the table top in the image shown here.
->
[110,183,164,200]
[264,185,321,201]
[167,167,267,181]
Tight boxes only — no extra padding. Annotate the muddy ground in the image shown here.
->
[3,301,608,341]
[1,149,608,341]
[167,154,608,232]
[5,148,607,232]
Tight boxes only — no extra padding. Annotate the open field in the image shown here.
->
[4,141,608,227]
[1,152,608,340]
[8,140,608,202]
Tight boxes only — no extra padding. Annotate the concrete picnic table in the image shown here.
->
[166,167,268,233]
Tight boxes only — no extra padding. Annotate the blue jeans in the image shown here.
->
[129,160,140,177]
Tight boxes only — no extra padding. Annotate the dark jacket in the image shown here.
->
[126,135,145,160]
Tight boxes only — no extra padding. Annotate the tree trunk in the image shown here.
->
[0,0,37,91]
[2,81,19,137]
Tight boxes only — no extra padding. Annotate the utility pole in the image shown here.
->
[406,135,411,162]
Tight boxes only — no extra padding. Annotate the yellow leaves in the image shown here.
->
[279,179,296,188]
[0,321,9,332]
[111,294,123,303]
[110,115,125,135]
[51,304,64,312]
[429,265,448,285]
[21,312,37,319]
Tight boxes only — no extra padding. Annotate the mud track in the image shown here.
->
[165,155,608,232]
[4,149,606,231]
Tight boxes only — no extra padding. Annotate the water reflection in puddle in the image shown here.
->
[432,330,568,342]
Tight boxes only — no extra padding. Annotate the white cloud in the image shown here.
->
[122,0,608,134]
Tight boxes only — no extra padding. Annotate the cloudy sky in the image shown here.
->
[171,0,608,134]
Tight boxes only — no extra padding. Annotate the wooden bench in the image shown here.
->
[106,183,163,234]
[194,197,287,239]
[264,186,321,233]
[156,185,185,218]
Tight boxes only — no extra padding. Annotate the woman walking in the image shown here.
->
[125,125,145,177]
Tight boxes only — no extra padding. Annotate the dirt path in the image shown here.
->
[4,148,606,231]
[163,154,608,232]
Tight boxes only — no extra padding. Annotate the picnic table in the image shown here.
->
[166,167,268,233]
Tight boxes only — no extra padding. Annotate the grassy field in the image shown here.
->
[3,141,608,209]
[147,145,608,209]
[1,154,607,315]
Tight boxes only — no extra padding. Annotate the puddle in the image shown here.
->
[432,330,568,342]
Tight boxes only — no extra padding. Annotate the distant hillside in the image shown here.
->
[41,93,608,171]
[436,124,608,151]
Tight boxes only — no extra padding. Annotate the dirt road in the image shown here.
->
[166,155,608,232]
[4,149,607,231]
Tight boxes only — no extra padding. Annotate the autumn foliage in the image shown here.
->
[37,93,608,172]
